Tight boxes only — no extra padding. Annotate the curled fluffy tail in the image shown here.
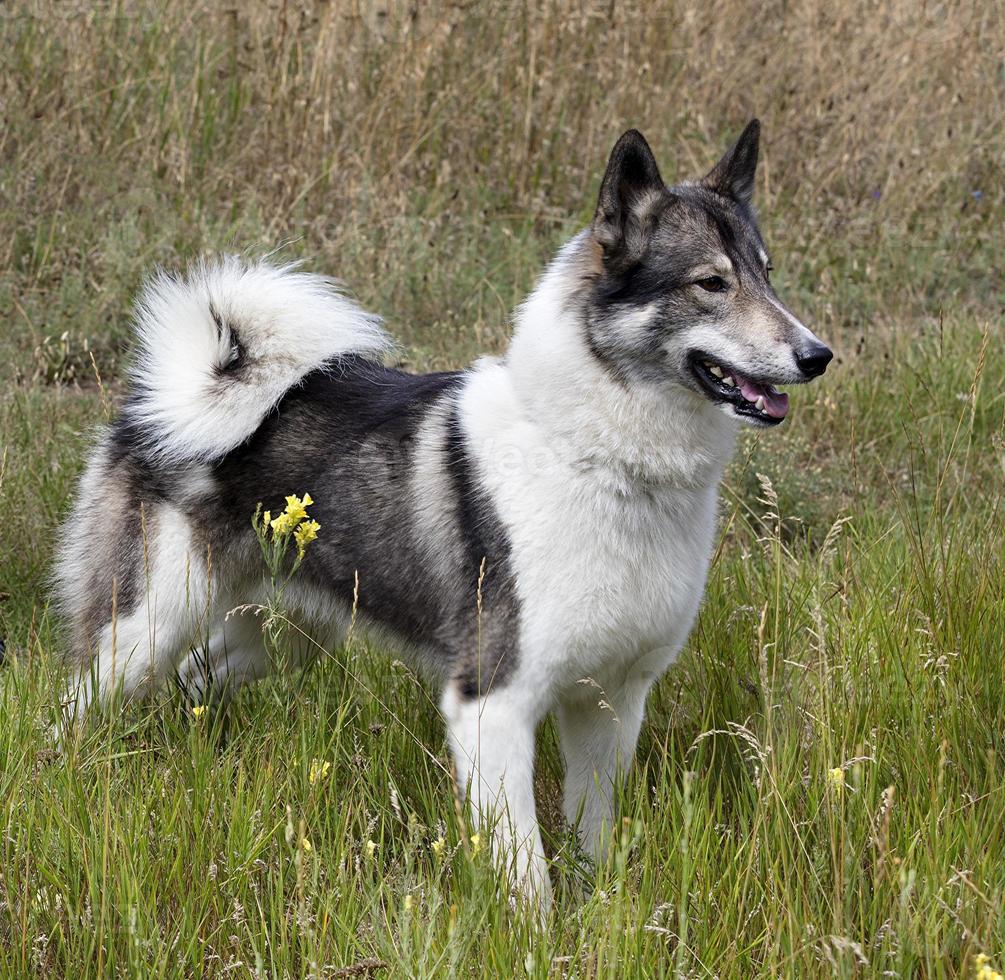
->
[121,256,390,465]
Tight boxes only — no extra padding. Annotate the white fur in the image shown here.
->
[52,439,115,647]
[62,503,214,720]
[126,257,390,464]
[608,300,661,345]
[441,683,550,900]
[175,591,334,707]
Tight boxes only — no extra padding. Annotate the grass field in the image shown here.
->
[2,1,1004,976]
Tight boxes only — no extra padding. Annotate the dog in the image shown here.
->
[54,120,831,905]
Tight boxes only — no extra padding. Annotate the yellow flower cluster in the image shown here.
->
[827,767,845,793]
[976,954,1004,980]
[294,519,320,557]
[308,758,331,785]
[264,493,321,558]
[270,493,313,536]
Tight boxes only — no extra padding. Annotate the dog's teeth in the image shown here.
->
[755,395,765,411]
[722,376,735,387]
[709,365,724,378]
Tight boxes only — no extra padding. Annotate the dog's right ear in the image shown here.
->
[593,130,667,272]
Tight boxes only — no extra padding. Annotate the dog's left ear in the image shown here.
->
[593,129,667,271]
[703,118,760,205]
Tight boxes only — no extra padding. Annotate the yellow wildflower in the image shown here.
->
[301,837,312,853]
[270,492,314,536]
[191,705,207,718]
[470,833,482,857]
[827,767,845,792]
[365,839,377,859]
[431,836,446,858]
[283,492,312,522]
[308,758,331,785]
[294,518,321,557]
[261,510,271,529]
[403,894,414,912]
[976,953,1005,980]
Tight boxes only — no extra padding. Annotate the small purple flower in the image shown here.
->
[971,190,983,201]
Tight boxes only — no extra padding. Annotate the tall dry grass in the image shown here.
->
[3,0,1002,376]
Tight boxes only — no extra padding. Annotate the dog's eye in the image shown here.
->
[695,276,728,293]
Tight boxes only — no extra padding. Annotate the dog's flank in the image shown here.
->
[53,120,832,906]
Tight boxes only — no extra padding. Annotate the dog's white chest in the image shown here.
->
[460,355,731,699]
[462,366,722,692]
[517,472,717,678]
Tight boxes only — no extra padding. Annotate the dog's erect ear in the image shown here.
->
[703,118,760,205]
[593,130,667,271]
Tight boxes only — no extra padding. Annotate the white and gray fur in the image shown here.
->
[53,121,832,906]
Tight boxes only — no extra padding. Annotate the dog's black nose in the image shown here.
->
[795,342,833,378]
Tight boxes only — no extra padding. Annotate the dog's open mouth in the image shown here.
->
[689,353,789,425]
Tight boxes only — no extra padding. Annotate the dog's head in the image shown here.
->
[585,121,831,426]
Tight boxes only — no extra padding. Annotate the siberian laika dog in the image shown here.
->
[55,120,831,906]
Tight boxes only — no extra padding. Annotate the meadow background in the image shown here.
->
[1,1,1004,976]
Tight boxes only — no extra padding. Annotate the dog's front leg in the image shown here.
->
[557,673,652,864]
[441,681,551,908]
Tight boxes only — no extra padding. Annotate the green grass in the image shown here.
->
[2,2,1005,977]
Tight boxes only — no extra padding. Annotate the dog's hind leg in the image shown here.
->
[59,503,216,726]
[175,591,337,707]
[175,609,272,708]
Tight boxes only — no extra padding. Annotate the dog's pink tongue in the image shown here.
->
[737,375,790,419]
